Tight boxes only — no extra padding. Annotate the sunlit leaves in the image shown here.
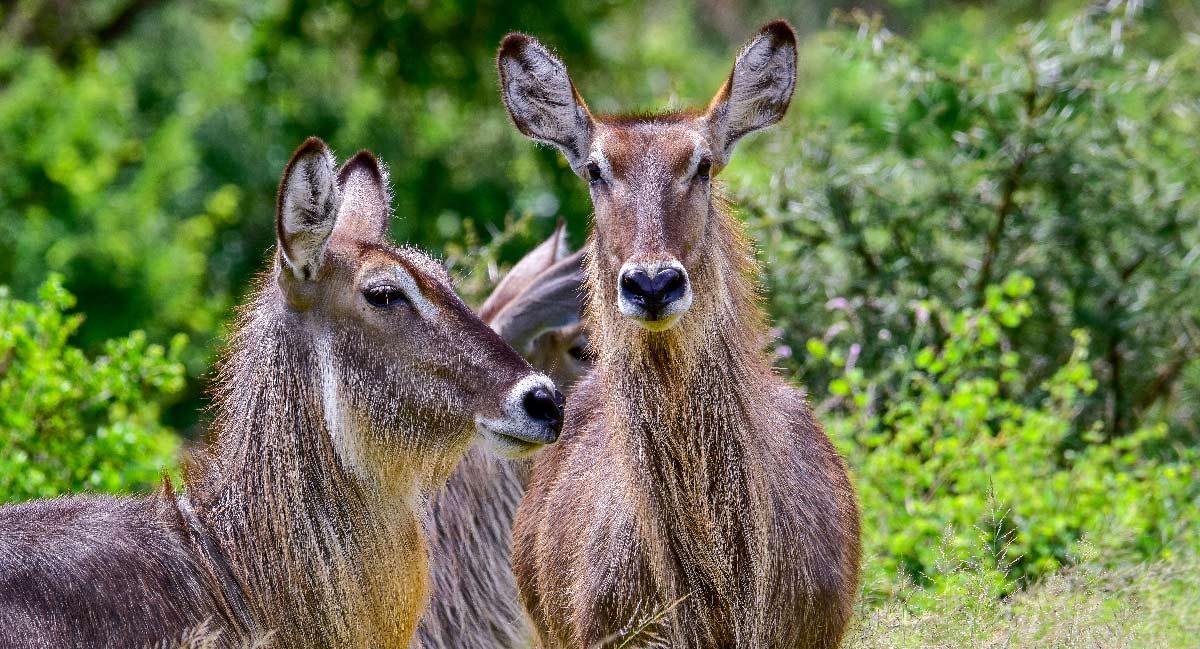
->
[0,276,184,502]
[815,276,1198,602]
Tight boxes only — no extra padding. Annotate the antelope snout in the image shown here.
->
[617,261,692,331]
[475,374,564,458]
[523,386,564,432]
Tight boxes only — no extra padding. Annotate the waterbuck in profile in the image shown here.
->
[0,137,564,648]
[497,21,861,648]
[418,223,589,649]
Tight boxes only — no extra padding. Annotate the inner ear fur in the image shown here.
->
[706,20,798,162]
[497,33,594,171]
[276,136,341,281]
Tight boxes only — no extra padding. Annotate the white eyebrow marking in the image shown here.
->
[589,132,614,180]
[391,265,439,320]
[686,131,707,180]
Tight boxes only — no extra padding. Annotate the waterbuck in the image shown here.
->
[497,21,861,647]
[0,137,564,648]
[418,223,589,649]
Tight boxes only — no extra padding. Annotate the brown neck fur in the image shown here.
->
[188,276,429,647]
[585,195,783,635]
[587,191,769,428]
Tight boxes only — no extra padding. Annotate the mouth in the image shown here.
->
[474,374,562,459]
[475,422,549,458]
[626,312,684,332]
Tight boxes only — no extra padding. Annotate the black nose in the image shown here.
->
[619,267,687,319]
[522,387,564,437]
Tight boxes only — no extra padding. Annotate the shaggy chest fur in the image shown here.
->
[514,365,861,649]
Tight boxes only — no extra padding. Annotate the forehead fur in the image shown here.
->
[594,109,702,127]
[593,120,706,175]
[354,241,454,287]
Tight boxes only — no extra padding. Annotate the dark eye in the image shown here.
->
[567,339,591,362]
[696,157,712,182]
[587,161,603,185]
[363,285,409,308]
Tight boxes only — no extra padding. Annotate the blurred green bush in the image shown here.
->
[0,276,184,502]
[0,0,1196,617]
[815,274,1198,596]
[0,0,735,430]
[744,6,1200,442]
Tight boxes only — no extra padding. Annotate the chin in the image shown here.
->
[478,427,546,459]
[629,314,684,332]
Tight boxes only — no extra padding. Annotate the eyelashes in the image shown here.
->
[363,285,411,308]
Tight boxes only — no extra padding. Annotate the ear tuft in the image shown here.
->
[759,19,797,48]
[277,137,340,281]
[498,32,533,59]
[338,150,385,186]
[497,33,594,171]
[706,20,798,161]
[334,150,392,242]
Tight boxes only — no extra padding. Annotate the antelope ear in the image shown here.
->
[489,248,586,354]
[276,137,341,281]
[705,20,797,163]
[497,33,594,172]
[334,151,392,242]
[478,220,570,324]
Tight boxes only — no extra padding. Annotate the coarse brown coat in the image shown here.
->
[497,21,861,648]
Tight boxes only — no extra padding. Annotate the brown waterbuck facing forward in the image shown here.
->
[498,21,861,648]
[0,137,564,648]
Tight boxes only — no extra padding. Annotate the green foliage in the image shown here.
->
[0,276,184,502]
[0,0,735,429]
[0,0,1196,631]
[745,5,1200,440]
[815,274,1199,594]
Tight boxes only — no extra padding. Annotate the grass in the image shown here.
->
[848,551,1200,648]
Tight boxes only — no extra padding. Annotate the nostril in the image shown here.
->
[620,269,654,304]
[652,268,688,307]
[652,268,684,297]
[523,386,564,431]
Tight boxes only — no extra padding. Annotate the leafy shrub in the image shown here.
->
[0,276,184,502]
[744,6,1200,440]
[813,274,1199,594]
[0,1,731,430]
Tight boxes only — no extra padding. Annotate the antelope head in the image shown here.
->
[496,21,797,333]
[274,138,563,484]
[477,222,589,388]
